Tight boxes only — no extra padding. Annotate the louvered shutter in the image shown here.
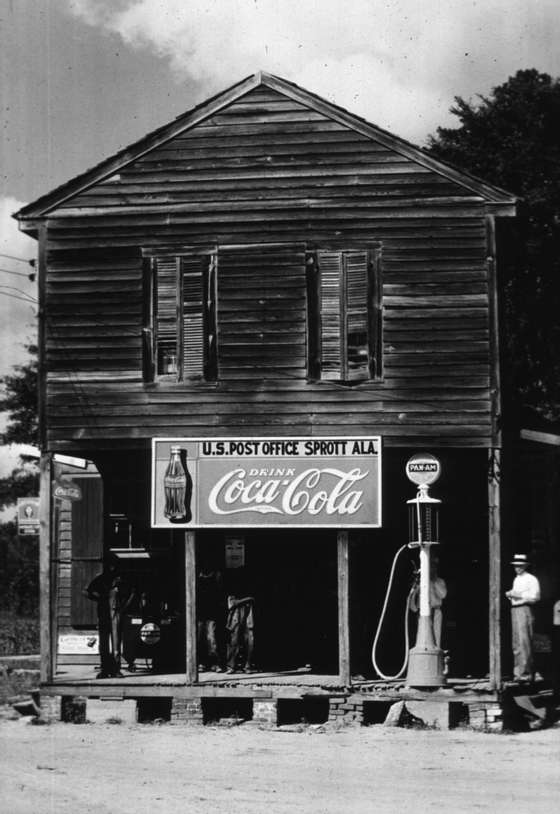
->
[155,256,179,375]
[181,257,205,379]
[318,252,343,380]
[204,254,218,381]
[153,254,216,380]
[344,252,370,380]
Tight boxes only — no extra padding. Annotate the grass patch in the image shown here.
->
[0,612,39,655]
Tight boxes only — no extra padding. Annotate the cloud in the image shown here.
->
[0,198,37,381]
[0,444,38,479]
[66,0,560,144]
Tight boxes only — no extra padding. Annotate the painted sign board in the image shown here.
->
[405,453,441,486]
[58,633,99,655]
[151,437,382,529]
[17,498,40,536]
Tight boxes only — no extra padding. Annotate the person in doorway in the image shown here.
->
[197,564,224,672]
[84,556,133,679]
[505,553,541,682]
[225,594,255,673]
[122,589,153,672]
[409,554,448,648]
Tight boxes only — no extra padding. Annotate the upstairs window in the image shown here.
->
[146,253,217,381]
[307,248,382,382]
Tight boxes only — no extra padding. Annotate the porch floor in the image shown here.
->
[46,663,499,702]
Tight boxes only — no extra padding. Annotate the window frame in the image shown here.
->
[306,245,382,384]
[142,248,218,383]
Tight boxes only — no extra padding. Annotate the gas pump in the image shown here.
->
[405,453,445,687]
[371,453,444,685]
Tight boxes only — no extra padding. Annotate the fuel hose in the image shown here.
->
[371,544,416,681]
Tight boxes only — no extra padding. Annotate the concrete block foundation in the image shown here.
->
[466,702,503,732]
[405,700,454,730]
[328,695,364,725]
[39,694,62,723]
[171,697,204,725]
[86,698,138,725]
[251,699,278,727]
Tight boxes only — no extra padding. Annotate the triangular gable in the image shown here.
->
[15,71,516,221]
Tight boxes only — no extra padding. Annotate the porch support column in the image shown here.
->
[39,452,53,684]
[487,214,502,691]
[185,530,198,683]
[337,530,351,685]
[488,448,501,690]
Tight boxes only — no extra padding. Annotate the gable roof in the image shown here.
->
[15,71,516,221]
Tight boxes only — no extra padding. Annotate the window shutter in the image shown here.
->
[204,254,218,381]
[155,256,179,375]
[181,257,205,379]
[318,251,343,380]
[344,252,370,380]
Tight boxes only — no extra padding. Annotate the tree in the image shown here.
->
[0,347,39,622]
[0,343,39,447]
[0,344,39,512]
[427,69,560,423]
[0,521,39,617]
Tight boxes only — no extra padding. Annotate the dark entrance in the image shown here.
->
[197,529,339,674]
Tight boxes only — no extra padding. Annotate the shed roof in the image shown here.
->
[15,71,516,221]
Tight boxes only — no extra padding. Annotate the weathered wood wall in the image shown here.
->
[42,86,493,448]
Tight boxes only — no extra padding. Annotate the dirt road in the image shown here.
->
[0,713,558,814]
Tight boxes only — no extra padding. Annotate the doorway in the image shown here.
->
[197,529,339,674]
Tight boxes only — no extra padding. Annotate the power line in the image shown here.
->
[0,267,36,281]
[0,253,36,267]
[0,285,38,303]
[0,291,38,307]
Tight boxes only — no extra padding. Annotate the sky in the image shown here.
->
[0,0,559,455]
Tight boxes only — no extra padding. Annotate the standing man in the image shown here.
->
[225,594,255,674]
[84,556,132,679]
[409,555,447,648]
[552,592,560,701]
[505,553,541,682]
[197,563,224,672]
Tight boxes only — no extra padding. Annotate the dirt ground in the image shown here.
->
[0,710,559,814]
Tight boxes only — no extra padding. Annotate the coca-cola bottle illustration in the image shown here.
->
[163,446,193,523]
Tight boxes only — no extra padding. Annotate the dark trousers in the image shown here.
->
[98,612,122,676]
[226,602,254,671]
[197,619,221,668]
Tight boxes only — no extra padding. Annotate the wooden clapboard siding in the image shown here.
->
[217,246,307,381]
[38,84,503,448]
[45,250,143,374]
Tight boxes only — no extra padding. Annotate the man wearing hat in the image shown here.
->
[505,554,541,682]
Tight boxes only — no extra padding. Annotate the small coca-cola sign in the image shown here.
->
[53,479,82,502]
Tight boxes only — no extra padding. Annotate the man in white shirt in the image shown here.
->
[505,553,541,682]
[552,596,560,700]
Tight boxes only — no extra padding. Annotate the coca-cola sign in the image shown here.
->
[151,437,381,528]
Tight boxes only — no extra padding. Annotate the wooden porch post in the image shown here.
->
[337,530,351,685]
[487,214,502,690]
[488,449,501,689]
[185,530,198,683]
[39,452,53,684]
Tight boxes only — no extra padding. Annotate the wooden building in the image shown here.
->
[16,73,521,716]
